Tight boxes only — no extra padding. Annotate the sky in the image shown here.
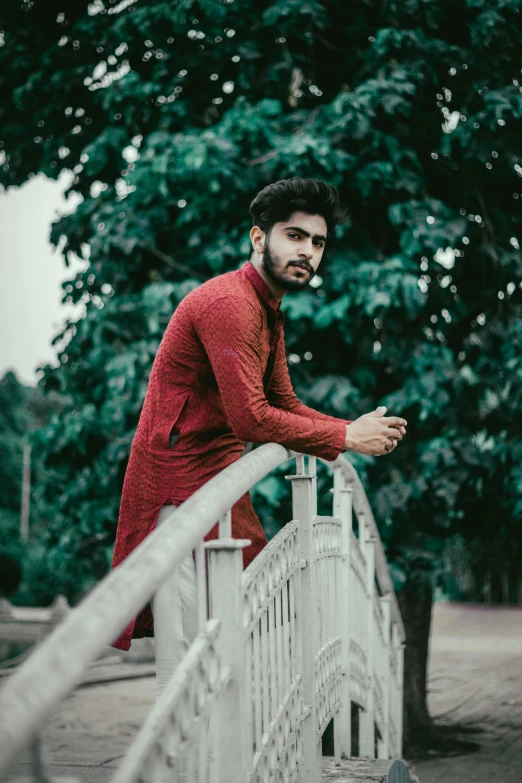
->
[0,171,86,385]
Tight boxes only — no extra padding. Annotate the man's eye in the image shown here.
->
[288,233,323,247]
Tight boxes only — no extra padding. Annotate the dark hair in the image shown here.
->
[249,177,349,236]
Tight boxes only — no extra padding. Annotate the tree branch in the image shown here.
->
[142,245,209,281]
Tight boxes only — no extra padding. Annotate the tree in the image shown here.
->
[0,371,65,600]
[1,0,521,751]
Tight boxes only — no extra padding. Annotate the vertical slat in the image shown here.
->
[209,711,219,783]
[244,632,253,764]
[378,595,391,759]
[289,573,296,684]
[286,456,320,783]
[359,519,376,759]
[334,715,342,765]
[261,610,270,737]
[275,585,285,698]
[338,475,353,760]
[321,544,324,647]
[391,622,399,743]
[282,582,291,699]
[321,549,325,649]
[205,536,250,783]
[268,596,278,724]
[199,717,208,783]
[397,639,405,757]
[330,535,335,643]
[253,618,263,753]
[309,455,317,517]
[195,542,207,634]
[186,731,197,783]
[313,540,318,650]
[218,509,232,539]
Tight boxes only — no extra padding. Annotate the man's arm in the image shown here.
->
[266,321,408,456]
[192,296,348,461]
[267,321,352,430]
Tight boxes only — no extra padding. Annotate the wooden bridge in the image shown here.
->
[0,445,415,782]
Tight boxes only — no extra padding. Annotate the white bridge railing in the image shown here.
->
[0,445,405,782]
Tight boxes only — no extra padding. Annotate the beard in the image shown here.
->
[261,240,316,292]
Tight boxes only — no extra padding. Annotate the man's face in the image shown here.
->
[258,211,327,292]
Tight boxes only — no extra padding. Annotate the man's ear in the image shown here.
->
[250,225,265,255]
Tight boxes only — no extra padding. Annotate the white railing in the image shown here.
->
[0,445,405,782]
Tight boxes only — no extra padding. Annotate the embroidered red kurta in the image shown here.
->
[111,261,350,650]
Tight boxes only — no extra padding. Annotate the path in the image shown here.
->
[412,601,522,783]
[4,602,522,782]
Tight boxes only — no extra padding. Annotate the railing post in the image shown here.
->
[205,536,250,783]
[359,515,376,759]
[378,595,391,759]
[286,454,320,783]
[334,466,353,760]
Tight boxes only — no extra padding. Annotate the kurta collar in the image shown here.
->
[242,260,281,315]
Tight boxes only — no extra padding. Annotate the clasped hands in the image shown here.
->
[343,406,407,457]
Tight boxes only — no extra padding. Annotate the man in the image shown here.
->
[111,177,407,654]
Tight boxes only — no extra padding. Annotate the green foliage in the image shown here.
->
[0,0,521,605]
[0,373,31,512]
[0,372,66,602]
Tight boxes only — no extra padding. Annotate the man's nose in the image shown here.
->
[298,244,313,260]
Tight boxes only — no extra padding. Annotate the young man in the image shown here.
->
[111,178,407,655]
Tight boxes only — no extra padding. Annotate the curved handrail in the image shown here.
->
[0,443,292,775]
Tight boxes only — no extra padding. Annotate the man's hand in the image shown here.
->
[343,406,407,456]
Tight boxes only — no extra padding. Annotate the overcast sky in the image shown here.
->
[0,171,86,385]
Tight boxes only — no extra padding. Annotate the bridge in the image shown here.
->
[0,445,414,782]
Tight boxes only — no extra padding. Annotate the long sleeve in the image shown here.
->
[267,321,353,430]
[192,295,347,461]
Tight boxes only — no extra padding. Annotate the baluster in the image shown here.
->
[185,730,197,783]
[308,455,320,658]
[245,629,254,762]
[205,535,250,783]
[195,542,207,634]
[397,637,405,758]
[390,623,400,757]
[336,468,353,760]
[289,571,297,684]
[218,509,232,538]
[282,581,291,699]
[286,454,320,783]
[253,618,262,754]
[268,596,278,731]
[198,713,208,783]
[378,595,391,759]
[29,732,53,783]
[359,517,376,759]
[275,582,285,700]
[261,610,270,740]
[308,455,317,517]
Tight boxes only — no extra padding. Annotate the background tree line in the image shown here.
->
[1,0,521,751]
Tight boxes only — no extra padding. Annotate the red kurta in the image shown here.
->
[111,261,350,650]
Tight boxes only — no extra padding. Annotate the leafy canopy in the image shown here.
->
[0,0,521,600]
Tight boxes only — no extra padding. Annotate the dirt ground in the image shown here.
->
[5,602,522,783]
[412,602,522,783]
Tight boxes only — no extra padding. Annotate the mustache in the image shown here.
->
[289,261,313,274]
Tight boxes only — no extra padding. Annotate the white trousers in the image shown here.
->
[152,505,198,699]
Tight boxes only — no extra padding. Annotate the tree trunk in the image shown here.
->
[396,579,436,752]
